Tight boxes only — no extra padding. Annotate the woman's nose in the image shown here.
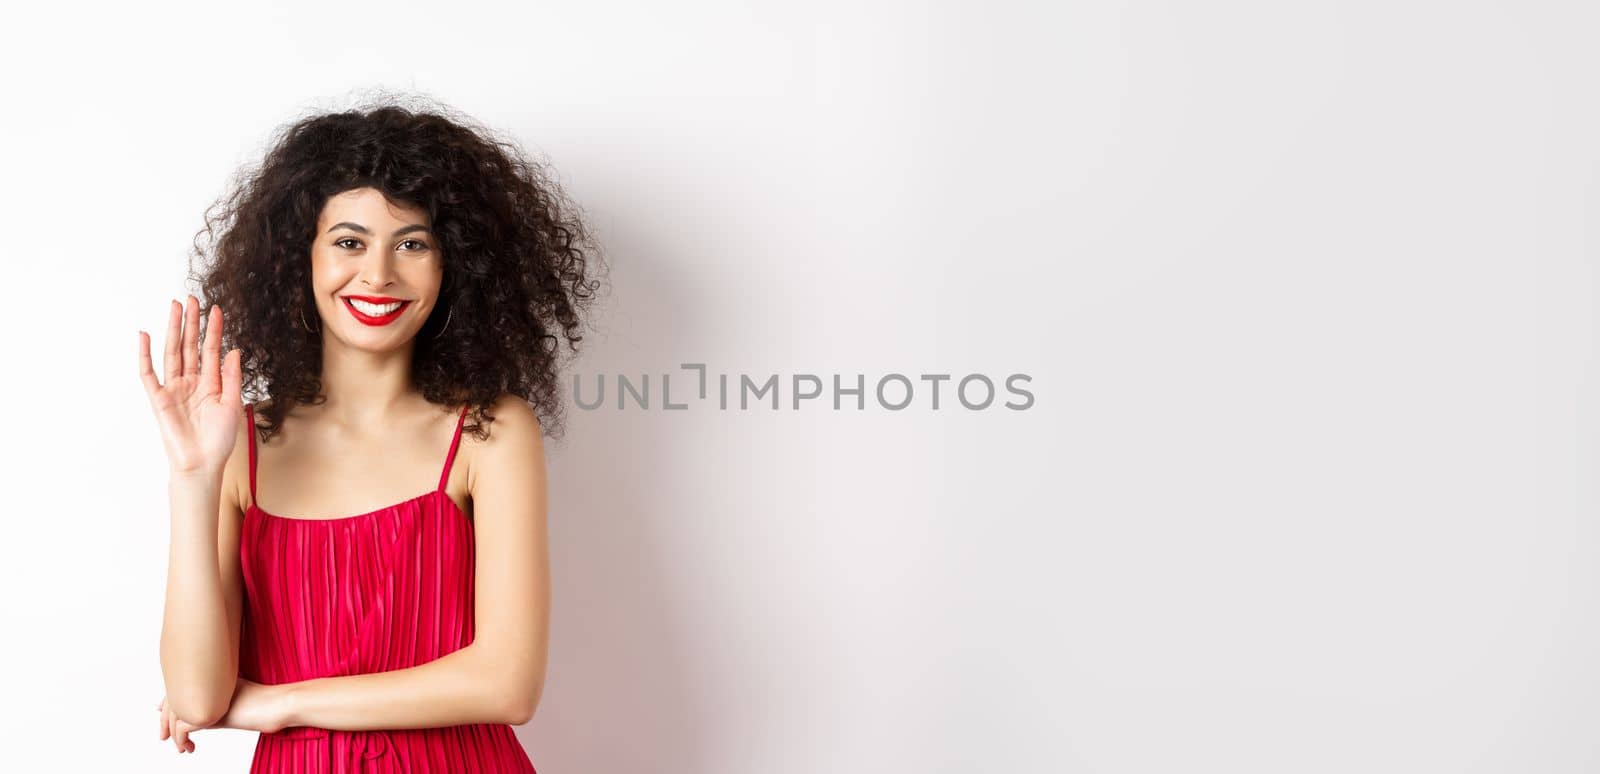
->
[358,253,397,289]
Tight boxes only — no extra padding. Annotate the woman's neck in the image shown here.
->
[314,335,419,421]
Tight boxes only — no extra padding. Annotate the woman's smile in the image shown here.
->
[340,294,412,326]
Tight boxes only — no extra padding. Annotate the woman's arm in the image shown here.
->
[159,419,248,728]
[278,643,532,729]
[149,298,248,729]
[275,396,551,730]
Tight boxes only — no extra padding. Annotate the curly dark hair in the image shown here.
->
[187,95,606,443]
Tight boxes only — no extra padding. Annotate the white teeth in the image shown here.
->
[348,298,403,316]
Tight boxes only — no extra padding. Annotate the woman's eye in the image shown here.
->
[332,237,428,251]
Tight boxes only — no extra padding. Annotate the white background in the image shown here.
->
[1,1,1594,772]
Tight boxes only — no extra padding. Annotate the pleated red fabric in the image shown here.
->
[238,403,537,773]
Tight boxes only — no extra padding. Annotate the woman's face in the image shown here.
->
[309,187,444,351]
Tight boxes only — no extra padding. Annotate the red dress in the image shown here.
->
[239,403,537,773]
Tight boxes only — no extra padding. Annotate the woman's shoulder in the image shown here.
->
[221,399,270,512]
[461,394,544,474]
[465,393,542,445]
[461,394,546,510]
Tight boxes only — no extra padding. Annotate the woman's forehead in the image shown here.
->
[319,187,429,226]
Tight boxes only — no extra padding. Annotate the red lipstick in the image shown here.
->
[341,295,412,326]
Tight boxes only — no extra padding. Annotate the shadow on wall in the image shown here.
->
[512,197,722,774]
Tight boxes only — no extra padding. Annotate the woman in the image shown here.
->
[139,100,602,771]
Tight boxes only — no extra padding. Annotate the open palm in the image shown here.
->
[138,295,243,475]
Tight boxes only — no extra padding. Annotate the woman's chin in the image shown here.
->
[326,324,418,353]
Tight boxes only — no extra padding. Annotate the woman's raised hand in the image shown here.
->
[138,295,243,476]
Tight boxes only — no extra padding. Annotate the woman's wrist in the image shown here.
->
[167,471,225,529]
[169,467,224,489]
[274,681,301,729]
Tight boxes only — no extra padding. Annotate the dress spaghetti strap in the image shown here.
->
[243,403,258,502]
[438,403,469,492]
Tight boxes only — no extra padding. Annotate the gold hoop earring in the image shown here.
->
[299,307,319,333]
[432,306,453,339]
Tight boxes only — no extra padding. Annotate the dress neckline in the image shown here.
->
[246,489,468,525]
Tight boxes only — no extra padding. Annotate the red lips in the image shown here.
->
[341,296,412,326]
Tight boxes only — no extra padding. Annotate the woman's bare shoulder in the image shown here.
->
[462,394,543,473]
[219,402,255,514]
[470,394,542,442]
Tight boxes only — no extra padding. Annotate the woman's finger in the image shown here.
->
[174,719,189,753]
[199,304,222,397]
[163,299,182,384]
[159,701,169,740]
[222,348,242,410]
[138,331,162,399]
[183,295,202,378]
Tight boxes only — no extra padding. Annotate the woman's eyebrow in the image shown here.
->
[326,222,433,236]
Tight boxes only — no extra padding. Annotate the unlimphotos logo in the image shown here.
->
[573,364,1035,411]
